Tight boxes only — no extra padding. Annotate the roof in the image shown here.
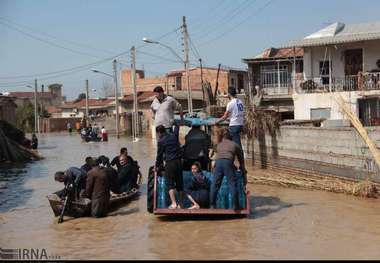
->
[46,106,62,114]
[120,91,156,103]
[282,21,380,48]
[242,47,304,62]
[167,66,246,76]
[61,98,114,109]
[138,90,204,103]
[9,91,55,99]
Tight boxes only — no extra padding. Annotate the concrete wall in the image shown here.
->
[303,40,380,79]
[293,89,380,120]
[243,126,380,182]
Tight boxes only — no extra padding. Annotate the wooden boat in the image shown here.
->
[47,187,140,218]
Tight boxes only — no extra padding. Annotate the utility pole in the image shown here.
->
[113,59,120,138]
[40,84,44,133]
[85,79,89,127]
[199,58,206,109]
[182,16,193,114]
[34,79,38,134]
[131,46,138,141]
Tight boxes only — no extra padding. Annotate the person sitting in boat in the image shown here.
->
[118,154,139,193]
[185,162,211,209]
[155,124,184,209]
[111,147,128,170]
[183,121,211,171]
[81,156,96,173]
[111,147,141,174]
[96,155,121,195]
[85,158,111,218]
[54,167,87,200]
[209,128,247,210]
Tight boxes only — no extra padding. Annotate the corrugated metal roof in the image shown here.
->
[282,21,380,48]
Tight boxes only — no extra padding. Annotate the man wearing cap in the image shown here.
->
[216,87,245,152]
[151,86,184,133]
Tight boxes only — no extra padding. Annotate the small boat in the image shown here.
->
[47,187,140,219]
[81,134,102,143]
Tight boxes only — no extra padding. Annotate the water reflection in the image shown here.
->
[1,133,380,260]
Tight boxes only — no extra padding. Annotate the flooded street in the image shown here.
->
[1,133,380,260]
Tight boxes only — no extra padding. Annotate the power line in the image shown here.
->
[199,0,275,47]
[187,0,228,29]
[136,50,182,64]
[0,17,116,55]
[0,20,106,59]
[188,34,202,61]
[192,0,254,40]
[189,0,238,35]
[0,27,181,81]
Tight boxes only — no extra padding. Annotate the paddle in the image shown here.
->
[58,183,74,224]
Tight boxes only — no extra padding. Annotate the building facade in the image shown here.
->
[121,66,248,97]
[243,47,304,120]
[283,22,380,126]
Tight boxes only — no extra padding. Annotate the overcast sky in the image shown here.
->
[1,0,379,99]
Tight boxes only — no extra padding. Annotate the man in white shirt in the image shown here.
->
[151,86,184,133]
[216,87,245,150]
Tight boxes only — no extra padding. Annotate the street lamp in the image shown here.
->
[91,61,120,138]
[26,84,38,133]
[142,37,193,113]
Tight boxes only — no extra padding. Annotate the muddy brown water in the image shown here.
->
[1,133,380,260]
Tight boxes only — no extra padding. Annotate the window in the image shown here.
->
[296,61,303,73]
[175,76,182,90]
[310,108,331,120]
[231,78,235,86]
[319,61,330,85]
[260,64,289,88]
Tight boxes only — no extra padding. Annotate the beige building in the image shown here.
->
[282,21,380,126]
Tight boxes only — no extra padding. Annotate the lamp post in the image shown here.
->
[91,63,120,138]
[142,37,193,114]
[26,82,38,133]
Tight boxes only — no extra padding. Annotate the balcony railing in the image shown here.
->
[297,72,380,93]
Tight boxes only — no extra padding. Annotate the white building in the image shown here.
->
[282,21,380,126]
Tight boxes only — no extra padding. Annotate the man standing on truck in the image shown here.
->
[151,86,184,133]
[210,128,247,210]
[154,124,184,209]
[215,87,245,153]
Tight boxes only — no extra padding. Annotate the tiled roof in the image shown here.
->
[282,21,380,48]
[61,98,114,109]
[121,91,156,103]
[243,47,304,62]
[9,91,55,99]
[46,106,62,113]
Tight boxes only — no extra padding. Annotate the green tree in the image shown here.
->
[16,102,35,133]
[77,93,86,100]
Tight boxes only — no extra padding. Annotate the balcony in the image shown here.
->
[297,72,380,93]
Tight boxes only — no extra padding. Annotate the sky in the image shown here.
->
[0,0,379,99]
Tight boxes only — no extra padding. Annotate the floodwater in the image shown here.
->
[1,133,380,260]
